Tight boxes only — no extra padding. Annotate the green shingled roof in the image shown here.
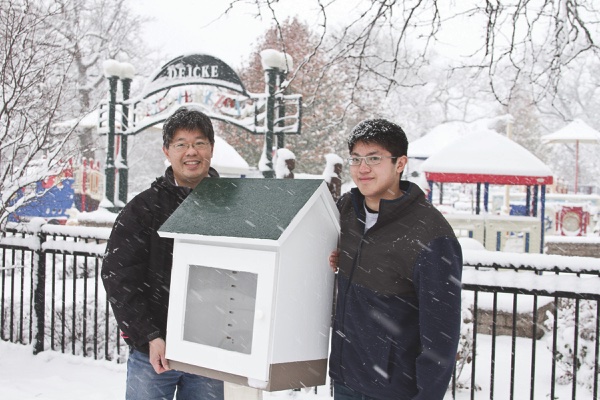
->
[159,178,325,240]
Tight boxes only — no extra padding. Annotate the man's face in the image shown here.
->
[162,129,214,188]
[349,141,407,205]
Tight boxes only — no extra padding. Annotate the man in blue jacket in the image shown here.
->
[329,119,463,399]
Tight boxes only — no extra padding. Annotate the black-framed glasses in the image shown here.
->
[346,155,397,166]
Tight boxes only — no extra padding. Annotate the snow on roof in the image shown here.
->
[211,135,250,176]
[541,119,600,144]
[421,128,554,185]
[56,110,99,129]
[408,121,470,159]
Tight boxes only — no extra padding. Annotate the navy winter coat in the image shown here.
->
[329,181,463,399]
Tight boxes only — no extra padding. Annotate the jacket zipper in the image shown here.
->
[337,229,367,382]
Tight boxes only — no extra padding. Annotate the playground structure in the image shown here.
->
[443,213,541,253]
[8,159,104,224]
[421,126,554,253]
[555,204,591,236]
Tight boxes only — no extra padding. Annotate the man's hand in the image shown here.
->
[149,337,170,374]
[329,249,339,272]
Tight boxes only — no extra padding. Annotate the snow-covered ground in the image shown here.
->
[0,340,125,399]
[0,336,591,400]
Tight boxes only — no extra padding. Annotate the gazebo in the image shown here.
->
[420,128,554,252]
[541,119,600,193]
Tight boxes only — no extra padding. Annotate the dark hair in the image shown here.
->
[162,106,215,148]
[347,119,408,157]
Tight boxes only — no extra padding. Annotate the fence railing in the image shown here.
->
[1,223,599,399]
[459,249,600,400]
[0,222,124,362]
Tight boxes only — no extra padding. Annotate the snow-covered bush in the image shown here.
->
[46,297,125,363]
[545,298,598,391]
[45,251,99,280]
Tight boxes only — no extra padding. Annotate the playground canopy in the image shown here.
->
[542,119,600,144]
[408,121,469,160]
[421,128,553,186]
[420,127,554,253]
[541,119,600,193]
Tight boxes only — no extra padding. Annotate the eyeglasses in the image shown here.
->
[347,155,397,166]
[170,141,210,152]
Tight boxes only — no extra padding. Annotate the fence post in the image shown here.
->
[223,383,263,400]
[33,225,46,354]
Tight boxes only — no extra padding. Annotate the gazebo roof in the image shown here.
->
[421,129,554,185]
[408,121,469,159]
[542,119,600,144]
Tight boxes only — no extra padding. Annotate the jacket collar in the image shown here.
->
[350,180,423,220]
[162,166,220,187]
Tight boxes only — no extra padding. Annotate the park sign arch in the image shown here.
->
[143,54,249,98]
[98,53,302,209]
[100,54,302,136]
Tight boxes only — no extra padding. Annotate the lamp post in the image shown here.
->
[102,60,120,209]
[263,68,276,178]
[260,50,293,178]
[102,59,135,210]
[276,67,288,150]
[118,62,135,206]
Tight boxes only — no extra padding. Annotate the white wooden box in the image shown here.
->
[158,178,339,391]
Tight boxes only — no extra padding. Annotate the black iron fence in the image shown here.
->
[1,223,599,399]
[0,223,124,362]
[459,250,600,400]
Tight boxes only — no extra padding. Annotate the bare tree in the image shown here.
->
[536,53,600,188]
[373,45,502,140]
[221,17,372,174]
[224,0,599,106]
[47,0,152,159]
[224,0,600,193]
[0,0,77,225]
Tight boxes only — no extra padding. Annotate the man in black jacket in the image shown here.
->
[102,107,224,400]
[329,119,463,399]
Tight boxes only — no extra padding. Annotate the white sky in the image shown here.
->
[131,0,484,69]
[130,0,332,68]
[130,0,257,67]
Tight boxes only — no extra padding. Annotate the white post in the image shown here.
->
[224,382,263,400]
[503,122,513,214]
